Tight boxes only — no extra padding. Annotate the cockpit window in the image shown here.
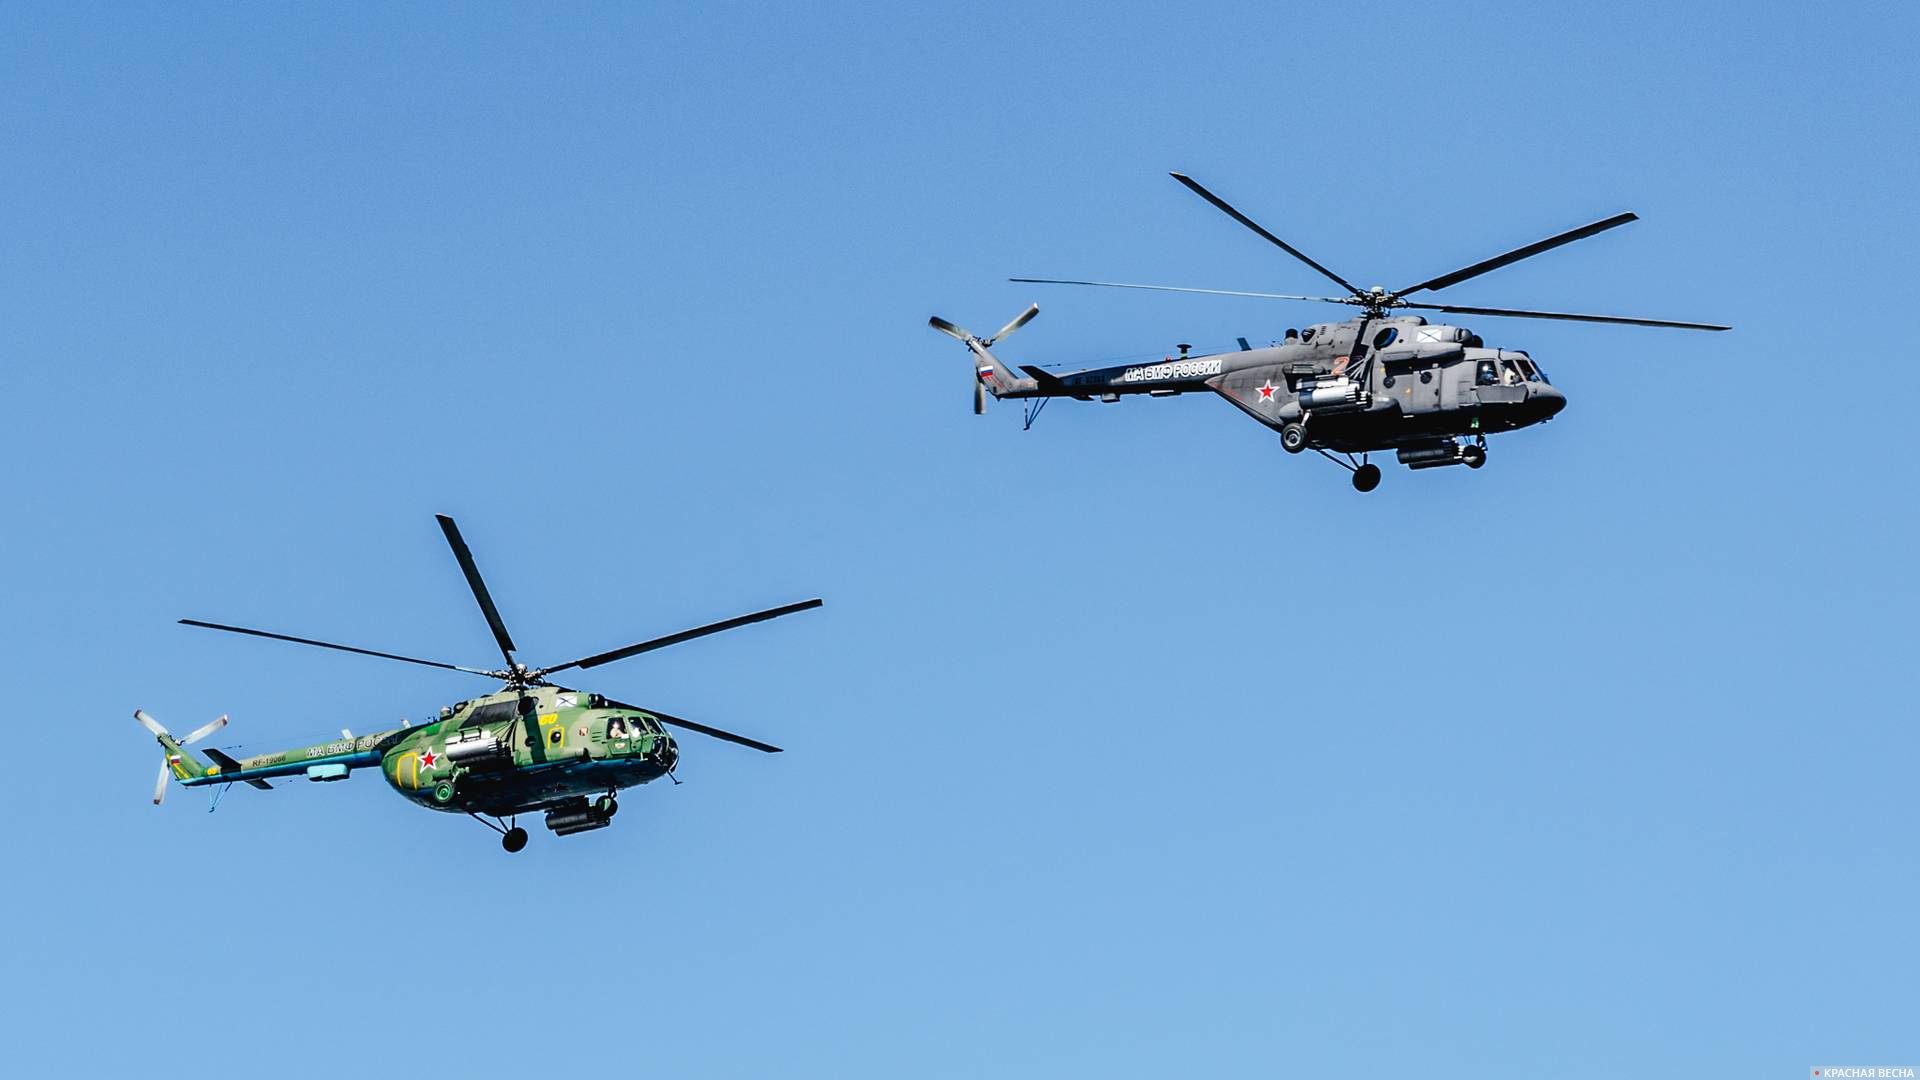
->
[1511,357,1540,382]
[1475,360,1498,386]
[607,717,628,740]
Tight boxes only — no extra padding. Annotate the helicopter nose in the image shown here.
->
[1529,383,1567,419]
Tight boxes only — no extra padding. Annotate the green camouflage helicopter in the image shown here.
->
[135,515,820,852]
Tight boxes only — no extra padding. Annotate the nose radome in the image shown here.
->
[1532,383,1567,417]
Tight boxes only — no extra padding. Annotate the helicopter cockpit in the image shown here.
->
[604,713,665,741]
[1475,352,1552,387]
[600,711,677,767]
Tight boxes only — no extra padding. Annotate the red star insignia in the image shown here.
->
[418,748,439,770]
[1256,379,1278,401]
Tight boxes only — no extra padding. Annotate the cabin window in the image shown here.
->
[469,701,516,726]
[1373,327,1398,349]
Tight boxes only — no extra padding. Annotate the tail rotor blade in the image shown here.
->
[986,303,1039,346]
[181,714,229,746]
[928,315,973,343]
[153,760,170,806]
[134,709,168,738]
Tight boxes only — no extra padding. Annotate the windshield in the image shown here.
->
[1510,353,1547,384]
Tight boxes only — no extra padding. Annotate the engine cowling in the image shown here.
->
[1296,376,1369,413]
[444,729,512,771]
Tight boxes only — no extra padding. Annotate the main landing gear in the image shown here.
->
[1285,422,1380,492]
[467,792,624,852]
[1303,445,1380,493]
[467,810,529,853]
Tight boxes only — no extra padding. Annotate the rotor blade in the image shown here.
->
[603,697,783,753]
[1397,300,1730,331]
[134,709,167,738]
[154,760,170,805]
[1169,172,1365,298]
[1397,212,1640,296]
[180,714,229,746]
[929,315,974,343]
[988,304,1039,345]
[178,619,500,676]
[538,598,824,677]
[436,515,519,669]
[1011,278,1348,304]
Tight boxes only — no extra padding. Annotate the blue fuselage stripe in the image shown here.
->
[180,750,383,787]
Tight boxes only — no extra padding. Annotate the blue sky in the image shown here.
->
[2,2,1913,1076]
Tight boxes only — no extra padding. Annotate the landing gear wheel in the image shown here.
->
[502,827,528,853]
[594,795,619,819]
[1280,423,1308,454]
[1351,464,1381,493]
[1461,444,1486,469]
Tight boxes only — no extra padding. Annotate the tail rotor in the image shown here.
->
[135,709,227,805]
[928,304,1039,415]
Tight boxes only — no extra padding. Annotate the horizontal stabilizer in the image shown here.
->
[202,747,272,789]
[1019,365,1066,390]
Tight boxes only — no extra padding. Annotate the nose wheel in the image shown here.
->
[1462,443,1487,469]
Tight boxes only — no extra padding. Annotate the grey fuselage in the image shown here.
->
[982,314,1565,454]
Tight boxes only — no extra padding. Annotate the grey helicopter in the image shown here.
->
[931,173,1727,492]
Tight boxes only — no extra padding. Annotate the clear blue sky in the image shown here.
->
[3,2,1913,1076]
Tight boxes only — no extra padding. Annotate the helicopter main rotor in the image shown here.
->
[179,515,821,752]
[1013,172,1729,332]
